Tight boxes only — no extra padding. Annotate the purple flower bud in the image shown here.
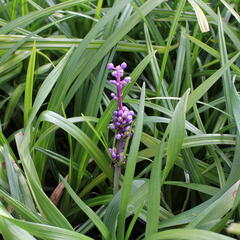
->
[109,80,116,85]
[118,117,123,122]
[121,81,127,87]
[124,126,130,131]
[107,63,115,70]
[114,96,118,100]
[109,123,115,130]
[118,110,123,116]
[127,120,132,124]
[129,110,134,116]
[124,77,131,83]
[127,115,132,121]
[111,93,116,98]
[112,71,118,77]
[114,111,118,115]
[115,66,124,77]
[122,120,127,125]
[122,112,128,118]
[116,134,122,140]
[121,62,127,69]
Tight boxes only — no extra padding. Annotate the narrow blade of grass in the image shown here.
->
[4,218,93,240]
[117,83,145,240]
[162,89,190,181]
[187,52,240,111]
[24,42,36,127]
[60,176,110,239]
[148,229,235,240]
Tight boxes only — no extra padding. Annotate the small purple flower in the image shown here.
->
[108,62,134,165]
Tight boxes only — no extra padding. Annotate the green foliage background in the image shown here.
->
[0,0,240,239]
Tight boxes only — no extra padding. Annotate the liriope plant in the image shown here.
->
[0,0,239,240]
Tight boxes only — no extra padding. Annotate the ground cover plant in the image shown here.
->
[0,0,240,239]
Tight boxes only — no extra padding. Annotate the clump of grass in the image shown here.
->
[0,0,240,240]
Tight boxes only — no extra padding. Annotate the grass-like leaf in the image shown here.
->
[118,83,145,240]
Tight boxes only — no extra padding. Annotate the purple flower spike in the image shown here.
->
[108,62,134,165]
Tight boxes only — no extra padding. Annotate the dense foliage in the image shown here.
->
[0,0,240,239]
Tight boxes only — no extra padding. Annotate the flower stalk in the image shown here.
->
[107,62,134,193]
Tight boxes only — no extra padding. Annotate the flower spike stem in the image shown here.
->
[114,163,121,194]
[108,62,134,194]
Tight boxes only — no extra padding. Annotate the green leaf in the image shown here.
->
[0,203,36,240]
[64,0,166,106]
[5,218,93,240]
[218,10,233,117]
[163,89,190,181]
[231,82,240,134]
[220,0,240,24]
[188,0,209,32]
[145,137,165,237]
[0,34,175,54]
[186,180,240,229]
[3,145,22,202]
[172,27,187,97]
[0,189,42,223]
[0,0,89,34]
[187,52,240,111]
[0,217,36,240]
[104,180,146,240]
[118,83,145,240]
[15,133,72,231]
[24,42,36,127]
[37,111,113,179]
[158,0,186,94]
[60,176,110,239]
[165,181,219,196]
[193,0,240,50]
[3,83,25,128]
[148,229,235,240]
